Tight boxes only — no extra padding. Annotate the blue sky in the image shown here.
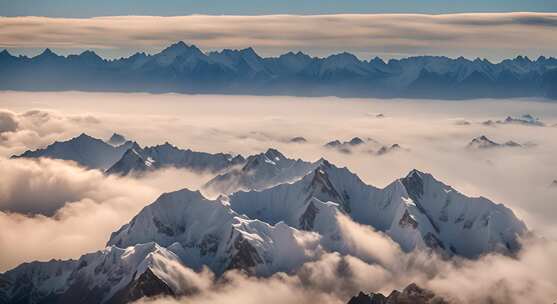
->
[1,0,556,17]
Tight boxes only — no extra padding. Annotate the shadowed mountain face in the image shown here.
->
[12,133,135,169]
[347,283,447,304]
[1,43,556,99]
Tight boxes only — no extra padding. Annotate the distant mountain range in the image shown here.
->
[1,41,556,99]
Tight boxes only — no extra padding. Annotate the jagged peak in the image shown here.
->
[314,157,332,168]
[35,48,61,59]
[166,41,188,50]
[406,168,423,178]
[159,41,203,57]
[0,49,13,57]
[79,50,99,57]
[404,168,433,181]
[263,148,285,159]
[240,47,258,56]
[108,132,127,145]
[74,132,97,141]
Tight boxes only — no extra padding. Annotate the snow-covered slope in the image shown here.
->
[228,161,527,257]
[0,259,77,304]
[12,133,135,169]
[0,243,190,304]
[1,150,530,303]
[203,148,318,195]
[106,142,245,175]
[107,189,319,276]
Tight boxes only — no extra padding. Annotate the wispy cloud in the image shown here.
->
[0,13,556,60]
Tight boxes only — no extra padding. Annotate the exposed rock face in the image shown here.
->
[229,162,527,258]
[106,269,174,304]
[0,243,185,304]
[1,155,529,304]
[347,283,447,304]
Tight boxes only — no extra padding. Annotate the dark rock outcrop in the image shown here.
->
[347,283,447,304]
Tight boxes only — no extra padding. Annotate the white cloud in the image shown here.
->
[1,13,556,60]
[1,92,556,304]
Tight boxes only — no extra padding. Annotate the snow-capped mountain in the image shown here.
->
[2,42,556,99]
[0,243,193,304]
[106,142,245,175]
[203,148,318,195]
[107,189,319,276]
[228,161,527,257]
[12,133,135,169]
[467,135,522,149]
[1,150,529,303]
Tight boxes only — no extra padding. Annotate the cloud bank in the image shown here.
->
[1,91,556,240]
[0,92,556,302]
[133,217,557,304]
[0,157,213,271]
[1,13,557,60]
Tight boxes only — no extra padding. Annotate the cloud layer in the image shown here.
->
[132,218,557,304]
[0,92,556,304]
[1,13,557,60]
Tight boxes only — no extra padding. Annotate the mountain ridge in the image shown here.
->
[2,42,556,99]
[0,158,528,304]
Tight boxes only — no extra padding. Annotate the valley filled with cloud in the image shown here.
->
[0,91,556,303]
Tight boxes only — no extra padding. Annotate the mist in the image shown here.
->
[132,214,557,304]
[0,91,556,302]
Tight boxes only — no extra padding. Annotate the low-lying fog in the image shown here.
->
[0,91,556,302]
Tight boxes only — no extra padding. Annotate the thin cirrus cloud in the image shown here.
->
[0,13,556,60]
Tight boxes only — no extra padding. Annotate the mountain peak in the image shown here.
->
[0,49,12,57]
[158,41,203,60]
[77,50,103,61]
[167,41,188,50]
[348,137,364,145]
[406,168,425,179]
[264,148,285,160]
[35,48,59,59]
[240,47,257,56]
[108,133,127,146]
[75,132,95,141]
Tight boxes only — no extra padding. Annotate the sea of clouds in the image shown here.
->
[0,91,556,303]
